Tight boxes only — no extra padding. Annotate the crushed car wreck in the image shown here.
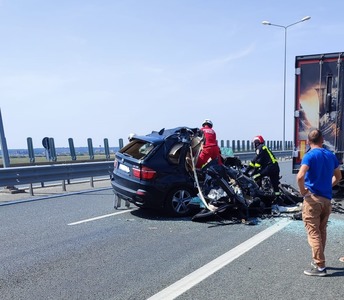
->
[110,126,310,223]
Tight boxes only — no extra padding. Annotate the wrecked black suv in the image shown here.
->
[110,127,203,216]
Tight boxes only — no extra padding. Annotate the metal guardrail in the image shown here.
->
[234,150,292,162]
[0,161,114,187]
[0,151,292,188]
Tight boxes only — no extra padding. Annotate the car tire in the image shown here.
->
[165,187,194,217]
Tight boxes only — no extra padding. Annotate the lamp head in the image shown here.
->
[301,16,311,21]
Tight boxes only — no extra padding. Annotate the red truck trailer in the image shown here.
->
[292,52,344,191]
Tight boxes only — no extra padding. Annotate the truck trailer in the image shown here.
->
[292,52,344,192]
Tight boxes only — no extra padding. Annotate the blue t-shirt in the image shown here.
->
[301,148,339,200]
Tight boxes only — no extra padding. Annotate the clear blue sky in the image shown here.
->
[1,0,344,149]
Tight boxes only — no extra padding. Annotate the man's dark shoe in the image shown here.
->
[304,266,327,277]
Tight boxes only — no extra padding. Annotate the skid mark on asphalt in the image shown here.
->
[147,218,292,300]
[68,209,136,225]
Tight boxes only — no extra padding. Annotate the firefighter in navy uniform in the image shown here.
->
[246,135,281,195]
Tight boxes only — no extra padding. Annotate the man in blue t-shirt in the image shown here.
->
[297,129,342,277]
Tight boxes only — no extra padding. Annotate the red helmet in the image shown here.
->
[252,135,265,144]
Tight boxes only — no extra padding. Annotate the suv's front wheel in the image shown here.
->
[165,187,194,217]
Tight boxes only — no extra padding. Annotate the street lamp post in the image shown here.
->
[262,16,311,151]
[0,108,10,167]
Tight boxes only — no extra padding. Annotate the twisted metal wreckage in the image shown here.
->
[188,140,344,225]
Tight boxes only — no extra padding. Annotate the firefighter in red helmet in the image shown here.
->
[246,135,280,195]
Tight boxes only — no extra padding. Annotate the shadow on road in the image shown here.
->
[326,266,344,277]
[129,207,193,222]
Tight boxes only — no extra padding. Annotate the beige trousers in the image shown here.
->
[302,194,332,268]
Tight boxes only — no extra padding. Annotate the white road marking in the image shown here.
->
[147,218,292,300]
[68,209,135,225]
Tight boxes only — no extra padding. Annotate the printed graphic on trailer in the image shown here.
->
[296,57,342,158]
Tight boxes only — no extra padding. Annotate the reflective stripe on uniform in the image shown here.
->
[249,161,261,168]
[262,145,277,164]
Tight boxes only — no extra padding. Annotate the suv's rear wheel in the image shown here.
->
[165,187,194,217]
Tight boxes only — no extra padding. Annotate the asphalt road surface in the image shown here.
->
[1,161,344,300]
